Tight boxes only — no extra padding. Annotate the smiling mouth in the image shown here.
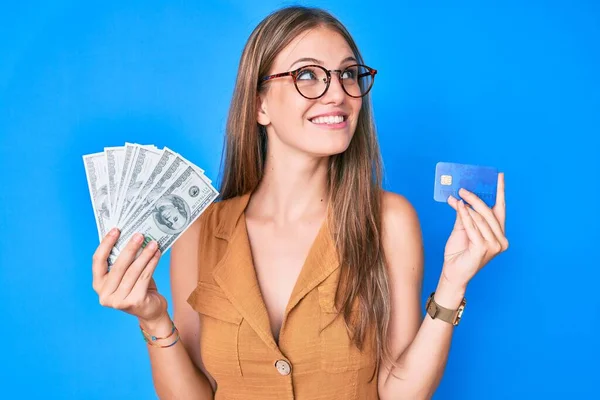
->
[309,115,348,125]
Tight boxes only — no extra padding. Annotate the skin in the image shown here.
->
[91,26,508,399]
[249,26,363,344]
[256,28,362,158]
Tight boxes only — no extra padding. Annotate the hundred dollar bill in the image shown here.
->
[119,153,193,230]
[83,152,112,241]
[108,166,218,265]
[105,146,125,218]
[119,147,179,227]
[116,146,163,226]
[118,146,211,229]
[112,143,139,226]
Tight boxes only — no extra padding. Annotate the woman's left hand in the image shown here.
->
[441,172,509,289]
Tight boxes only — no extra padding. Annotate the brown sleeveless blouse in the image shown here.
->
[187,193,379,399]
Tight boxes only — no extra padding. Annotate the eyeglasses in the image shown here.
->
[260,64,377,100]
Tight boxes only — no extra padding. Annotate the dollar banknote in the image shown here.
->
[82,143,218,263]
[83,152,112,241]
[120,154,193,231]
[116,146,163,226]
[105,145,126,225]
[108,165,218,265]
[112,143,138,226]
[119,147,178,227]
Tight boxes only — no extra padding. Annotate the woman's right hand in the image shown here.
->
[92,228,167,323]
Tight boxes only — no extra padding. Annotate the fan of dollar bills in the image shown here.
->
[83,143,219,265]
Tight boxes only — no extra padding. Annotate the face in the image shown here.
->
[160,205,185,230]
[257,26,363,157]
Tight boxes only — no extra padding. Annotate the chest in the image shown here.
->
[245,217,323,342]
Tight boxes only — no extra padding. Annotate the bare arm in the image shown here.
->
[141,217,215,399]
[377,192,464,400]
[377,179,508,400]
[91,219,215,399]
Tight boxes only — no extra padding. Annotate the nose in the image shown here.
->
[320,71,346,104]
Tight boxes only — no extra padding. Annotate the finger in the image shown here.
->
[101,233,146,296]
[447,195,458,210]
[466,207,498,246]
[92,228,120,290]
[447,195,465,231]
[458,200,484,249]
[126,249,161,302]
[114,241,160,299]
[459,187,506,246]
[492,172,506,231]
[467,205,508,251]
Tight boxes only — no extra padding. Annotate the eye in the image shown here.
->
[341,67,357,80]
[297,68,319,81]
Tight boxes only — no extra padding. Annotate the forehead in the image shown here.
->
[273,26,355,70]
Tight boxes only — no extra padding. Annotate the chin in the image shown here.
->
[305,140,352,157]
[283,128,355,157]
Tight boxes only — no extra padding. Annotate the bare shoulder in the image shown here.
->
[380,190,422,244]
[379,190,424,284]
[381,190,418,218]
[170,195,241,273]
[171,200,219,256]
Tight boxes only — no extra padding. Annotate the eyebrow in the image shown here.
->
[288,56,357,70]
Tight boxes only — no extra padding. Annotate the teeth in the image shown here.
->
[310,115,345,124]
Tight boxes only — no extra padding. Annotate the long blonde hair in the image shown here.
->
[219,6,394,375]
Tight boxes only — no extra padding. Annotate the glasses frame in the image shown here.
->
[260,63,377,100]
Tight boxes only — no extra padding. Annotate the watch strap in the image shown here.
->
[426,291,466,326]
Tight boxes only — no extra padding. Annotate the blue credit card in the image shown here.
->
[434,162,498,208]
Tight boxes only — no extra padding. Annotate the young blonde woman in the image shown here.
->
[91,6,508,399]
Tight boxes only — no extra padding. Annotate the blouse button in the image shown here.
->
[275,359,292,376]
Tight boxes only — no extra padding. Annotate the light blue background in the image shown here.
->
[1,1,598,399]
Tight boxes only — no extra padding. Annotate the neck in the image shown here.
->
[248,141,329,224]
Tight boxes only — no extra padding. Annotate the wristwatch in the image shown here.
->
[425,291,467,326]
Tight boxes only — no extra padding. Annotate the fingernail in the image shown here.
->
[134,233,144,243]
[147,241,157,250]
[109,228,119,237]
[459,188,469,196]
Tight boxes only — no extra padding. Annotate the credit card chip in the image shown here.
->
[440,174,452,186]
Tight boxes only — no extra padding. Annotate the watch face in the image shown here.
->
[426,292,435,309]
[453,303,466,325]
[425,297,435,314]
[426,299,437,318]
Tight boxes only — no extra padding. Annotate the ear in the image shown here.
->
[256,94,271,126]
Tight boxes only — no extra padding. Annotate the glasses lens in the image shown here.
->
[295,66,328,99]
[342,65,373,97]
